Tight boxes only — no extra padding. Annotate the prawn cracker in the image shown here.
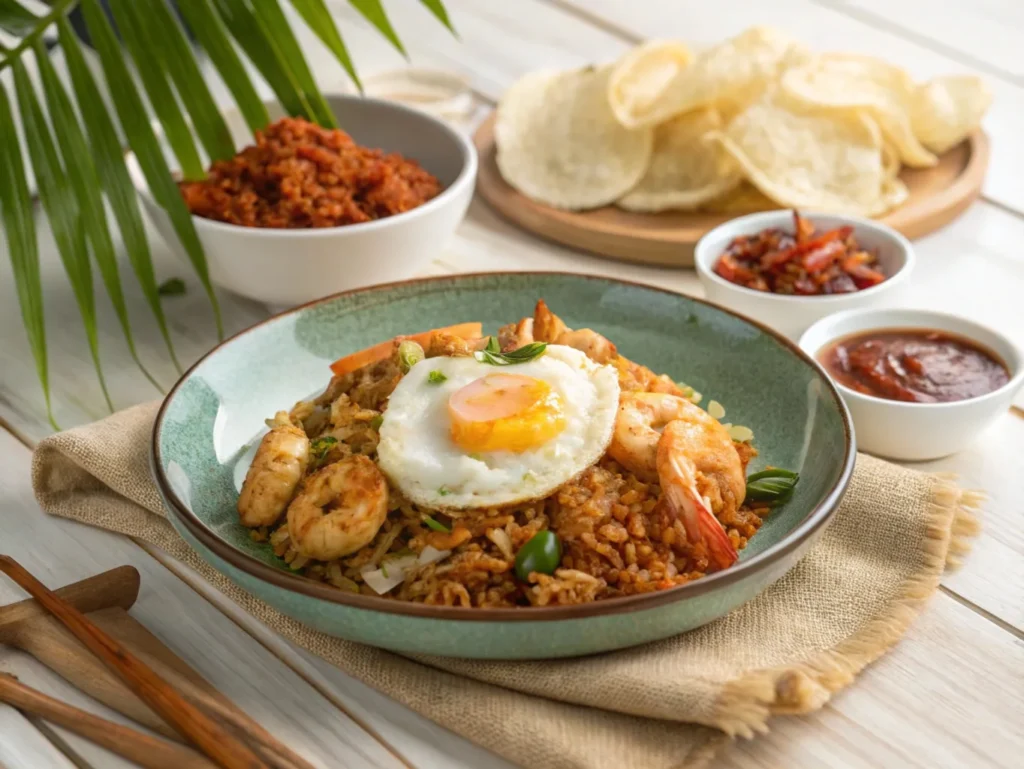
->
[607,39,693,129]
[710,91,890,216]
[617,108,741,212]
[496,66,654,210]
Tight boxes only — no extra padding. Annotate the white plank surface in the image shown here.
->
[715,592,1024,769]
[825,0,1024,80]
[0,704,74,769]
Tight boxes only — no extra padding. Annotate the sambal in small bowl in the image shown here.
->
[695,210,914,338]
[800,308,1023,460]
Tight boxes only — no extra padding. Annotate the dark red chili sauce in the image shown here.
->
[819,328,1010,403]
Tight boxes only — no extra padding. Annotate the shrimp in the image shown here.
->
[238,413,310,528]
[532,300,682,393]
[608,393,743,571]
[498,317,534,351]
[287,455,389,561]
[533,299,569,343]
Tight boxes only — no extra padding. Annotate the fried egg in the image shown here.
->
[377,344,619,509]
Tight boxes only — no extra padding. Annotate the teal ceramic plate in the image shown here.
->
[153,273,854,659]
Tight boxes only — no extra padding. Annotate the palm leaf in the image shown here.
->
[57,18,181,374]
[288,0,362,92]
[418,0,456,35]
[34,40,165,394]
[0,81,55,429]
[132,0,235,163]
[106,0,204,181]
[174,0,270,134]
[348,0,407,57]
[81,0,223,338]
[211,0,315,121]
[0,0,37,37]
[250,0,335,126]
[1,0,456,425]
[57,18,182,374]
[12,57,114,412]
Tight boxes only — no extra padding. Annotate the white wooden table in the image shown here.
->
[2,2,1022,767]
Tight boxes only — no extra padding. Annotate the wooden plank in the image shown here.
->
[0,703,74,769]
[0,654,139,769]
[916,412,1024,630]
[712,593,1024,769]
[714,592,1024,769]
[544,0,1024,214]
[824,0,1024,81]
[0,429,417,769]
[0,212,269,443]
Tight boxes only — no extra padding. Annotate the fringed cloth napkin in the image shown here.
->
[31,402,981,769]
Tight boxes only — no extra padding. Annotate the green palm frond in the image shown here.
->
[348,0,407,58]
[0,0,455,425]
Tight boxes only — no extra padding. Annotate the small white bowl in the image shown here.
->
[799,308,1024,461]
[129,94,477,306]
[695,210,915,339]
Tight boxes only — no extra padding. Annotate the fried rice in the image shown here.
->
[247,323,769,608]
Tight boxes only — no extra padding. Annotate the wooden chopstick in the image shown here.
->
[0,673,217,769]
[0,556,269,769]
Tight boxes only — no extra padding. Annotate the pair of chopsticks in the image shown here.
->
[0,556,312,769]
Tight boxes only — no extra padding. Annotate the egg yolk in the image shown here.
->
[448,374,566,453]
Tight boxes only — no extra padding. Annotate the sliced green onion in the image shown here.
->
[427,370,447,384]
[397,339,424,373]
[309,435,338,467]
[422,514,450,533]
[370,414,384,430]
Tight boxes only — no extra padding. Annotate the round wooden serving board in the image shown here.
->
[473,112,989,267]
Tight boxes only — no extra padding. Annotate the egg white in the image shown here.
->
[377,344,620,510]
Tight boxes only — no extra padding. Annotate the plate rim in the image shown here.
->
[152,271,856,622]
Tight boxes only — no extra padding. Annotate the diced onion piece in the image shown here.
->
[360,554,418,595]
[728,424,754,442]
[486,528,514,560]
[707,400,726,420]
[418,545,452,566]
[359,547,453,595]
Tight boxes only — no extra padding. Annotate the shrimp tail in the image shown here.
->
[661,454,739,572]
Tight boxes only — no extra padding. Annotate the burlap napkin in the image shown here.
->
[31,401,981,769]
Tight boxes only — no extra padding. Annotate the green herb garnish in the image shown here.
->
[370,414,384,431]
[397,340,425,373]
[438,486,451,496]
[745,468,799,506]
[309,436,338,468]
[427,370,448,384]
[474,336,547,366]
[157,277,186,296]
[422,515,451,533]
[380,563,389,578]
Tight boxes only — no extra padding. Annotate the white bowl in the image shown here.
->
[129,94,476,306]
[799,308,1024,461]
[695,211,915,339]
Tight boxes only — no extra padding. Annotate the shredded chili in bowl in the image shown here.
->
[714,211,887,296]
